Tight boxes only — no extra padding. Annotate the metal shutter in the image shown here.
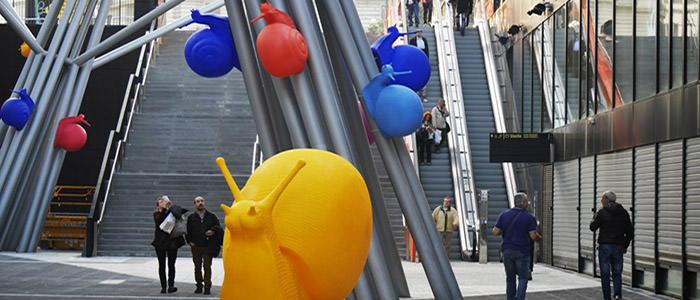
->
[634,145,656,271]
[687,137,700,270]
[542,165,553,265]
[596,150,633,284]
[580,156,595,274]
[553,159,579,270]
[658,140,683,268]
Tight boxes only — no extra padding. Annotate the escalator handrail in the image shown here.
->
[473,1,517,209]
[433,1,480,256]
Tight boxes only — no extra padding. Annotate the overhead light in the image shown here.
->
[527,2,552,16]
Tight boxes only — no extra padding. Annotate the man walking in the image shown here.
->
[431,99,450,152]
[493,193,540,300]
[590,191,633,300]
[432,196,459,255]
[186,196,221,295]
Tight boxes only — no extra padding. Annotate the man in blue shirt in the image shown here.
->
[493,192,541,300]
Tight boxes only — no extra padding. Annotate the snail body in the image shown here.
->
[0,88,34,130]
[216,149,372,300]
[362,65,423,138]
[182,10,240,78]
[252,2,308,77]
[54,114,91,152]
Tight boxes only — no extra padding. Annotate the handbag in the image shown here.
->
[159,212,176,234]
[170,214,187,238]
[433,129,442,144]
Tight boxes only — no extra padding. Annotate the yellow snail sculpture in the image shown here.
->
[216,149,373,300]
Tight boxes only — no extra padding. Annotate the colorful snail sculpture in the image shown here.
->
[19,42,30,58]
[0,89,34,131]
[216,149,372,300]
[362,65,423,138]
[251,2,308,77]
[370,25,430,92]
[181,10,240,78]
[54,114,91,152]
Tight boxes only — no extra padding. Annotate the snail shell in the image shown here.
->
[184,29,237,78]
[256,24,309,77]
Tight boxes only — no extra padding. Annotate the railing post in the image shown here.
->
[479,189,489,264]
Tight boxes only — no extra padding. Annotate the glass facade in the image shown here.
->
[512,0,700,132]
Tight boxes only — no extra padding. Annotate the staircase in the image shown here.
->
[412,26,461,260]
[97,31,256,256]
[354,0,385,30]
[455,28,509,261]
[371,146,406,258]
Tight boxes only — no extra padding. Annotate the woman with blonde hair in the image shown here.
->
[151,195,187,293]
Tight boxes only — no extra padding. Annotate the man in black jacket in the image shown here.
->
[590,191,633,300]
[187,196,221,295]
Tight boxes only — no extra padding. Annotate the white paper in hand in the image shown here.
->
[159,212,176,234]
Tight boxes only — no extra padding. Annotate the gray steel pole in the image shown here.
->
[22,0,109,251]
[0,0,80,225]
[315,1,458,297]
[91,0,225,69]
[72,0,184,65]
[0,0,45,54]
[223,0,279,157]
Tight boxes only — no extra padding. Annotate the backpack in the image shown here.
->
[170,214,187,238]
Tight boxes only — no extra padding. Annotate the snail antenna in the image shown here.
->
[260,160,306,210]
[216,157,244,202]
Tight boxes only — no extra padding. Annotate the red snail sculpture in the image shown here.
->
[54,114,91,152]
[251,2,308,77]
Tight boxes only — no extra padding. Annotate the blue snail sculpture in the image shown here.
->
[0,88,34,130]
[362,65,422,138]
[181,10,240,78]
[370,25,430,92]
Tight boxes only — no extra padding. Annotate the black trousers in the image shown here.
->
[423,2,433,23]
[156,248,178,289]
[418,138,433,163]
[191,246,213,288]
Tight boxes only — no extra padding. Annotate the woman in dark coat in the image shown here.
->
[152,196,187,293]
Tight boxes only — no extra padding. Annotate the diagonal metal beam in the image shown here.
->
[72,0,185,65]
[91,0,225,69]
[0,0,45,54]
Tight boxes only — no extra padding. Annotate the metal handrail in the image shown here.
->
[531,23,567,127]
[84,20,160,257]
[473,0,517,208]
[433,0,479,257]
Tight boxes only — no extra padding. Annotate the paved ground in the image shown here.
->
[0,251,667,299]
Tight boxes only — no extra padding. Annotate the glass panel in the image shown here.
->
[533,28,544,132]
[524,36,533,132]
[672,0,684,87]
[581,0,590,116]
[543,18,554,129]
[637,0,657,99]
[567,0,581,122]
[660,0,671,90]
[615,0,634,104]
[585,0,596,116]
[554,7,567,127]
[688,0,700,82]
[597,0,613,111]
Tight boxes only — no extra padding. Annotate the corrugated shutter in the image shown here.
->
[542,165,553,265]
[580,156,595,274]
[634,145,656,271]
[553,159,579,270]
[687,137,700,270]
[596,150,633,285]
[658,140,683,268]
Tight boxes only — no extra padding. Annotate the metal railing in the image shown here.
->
[83,20,160,257]
[433,0,479,258]
[473,0,517,208]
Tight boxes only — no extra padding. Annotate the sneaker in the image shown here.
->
[204,287,211,295]
[194,286,202,294]
[167,287,178,293]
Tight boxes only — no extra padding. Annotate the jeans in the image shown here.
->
[191,246,213,288]
[155,248,178,289]
[408,3,420,26]
[598,244,624,300]
[503,249,530,300]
